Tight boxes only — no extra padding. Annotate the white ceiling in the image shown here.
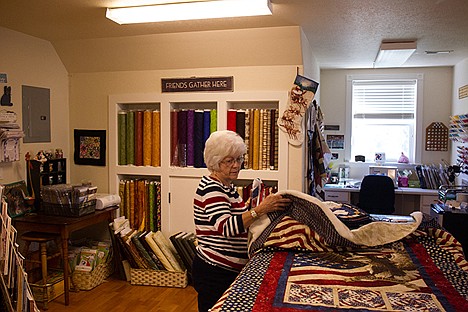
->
[1,0,467,69]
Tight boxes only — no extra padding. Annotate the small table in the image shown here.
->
[13,206,118,306]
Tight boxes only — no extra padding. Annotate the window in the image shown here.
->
[345,74,423,163]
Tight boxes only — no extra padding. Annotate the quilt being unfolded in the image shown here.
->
[211,190,468,312]
[249,190,423,254]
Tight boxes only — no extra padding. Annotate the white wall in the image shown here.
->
[69,65,303,192]
[451,58,468,184]
[320,67,453,180]
[0,27,69,185]
[67,27,308,193]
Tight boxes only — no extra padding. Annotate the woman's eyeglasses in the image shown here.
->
[220,156,245,166]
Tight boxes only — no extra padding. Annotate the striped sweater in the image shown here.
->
[194,175,248,272]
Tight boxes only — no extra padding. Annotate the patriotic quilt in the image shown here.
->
[211,191,468,312]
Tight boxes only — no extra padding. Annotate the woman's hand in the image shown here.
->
[243,193,291,229]
[255,193,291,216]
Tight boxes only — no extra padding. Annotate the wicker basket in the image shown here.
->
[72,258,114,291]
[42,199,96,217]
[130,269,188,288]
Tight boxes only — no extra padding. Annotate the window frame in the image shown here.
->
[345,73,424,164]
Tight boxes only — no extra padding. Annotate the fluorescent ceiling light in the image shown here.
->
[425,50,453,55]
[374,41,417,68]
[106,0,272,24]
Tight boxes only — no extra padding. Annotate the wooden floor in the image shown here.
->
[45,275,198,312]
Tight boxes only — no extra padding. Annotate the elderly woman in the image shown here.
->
[192,130,291,312]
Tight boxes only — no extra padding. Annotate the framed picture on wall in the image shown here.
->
[74,129,106,166]
[326,134,345,149]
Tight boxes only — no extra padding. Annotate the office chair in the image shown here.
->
[358,175,395,214]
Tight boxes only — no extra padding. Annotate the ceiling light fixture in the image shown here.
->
[106,0,272,24]
[425,50,453,55]
[373,41,417,68]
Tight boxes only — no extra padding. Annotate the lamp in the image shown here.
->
[373,41,417,68]
[106,0,272,24]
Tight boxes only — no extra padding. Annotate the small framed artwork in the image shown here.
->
[74,129,106,166]
[326,134,345,149]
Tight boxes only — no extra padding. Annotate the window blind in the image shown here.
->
[352,79,417,119]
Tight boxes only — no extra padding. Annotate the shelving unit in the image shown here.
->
[26,158,66,209]
[109,91,289,235]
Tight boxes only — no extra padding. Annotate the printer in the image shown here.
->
[368,166,398,188]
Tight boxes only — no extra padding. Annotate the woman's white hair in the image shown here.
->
[204,130,246,172]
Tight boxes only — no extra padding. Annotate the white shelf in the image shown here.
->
[109,91,289,235]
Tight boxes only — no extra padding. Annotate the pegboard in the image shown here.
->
[425,122,448,151]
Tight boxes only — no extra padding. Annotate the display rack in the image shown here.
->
[449,114,468,142]
[1,199,39,312]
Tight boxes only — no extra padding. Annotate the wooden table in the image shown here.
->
[13,206,118,306]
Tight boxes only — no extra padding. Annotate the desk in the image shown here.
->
[13,206,118,306]
[323,185,439,215]
[431,203,468,257]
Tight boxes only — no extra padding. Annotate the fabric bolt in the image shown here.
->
[156,182,161,231]
[152,110,160,167]
[194,110,204,168]
[178,110,188,167]
[118,178,163,233]
[119,180,126,220]
[274,109,279,170]
[259,109,264,169]
[269,109,277,170]
[244,109,250,169]
[203,110,211,167]
[265,109,271,170]
[252,109,260,170]
[261,109,269,170]
[186,109,195,167]
[123,180,130,223]
[227,109,237,132]
[143,110,153,166]
[248,109,255,169]
[236,110,245,140]
[144,180,151,230]
[128,179,135,228]
[135,110,144,166]
[210,109,217,133]
[126,110,135,165]
[118,111,127,165]
[171,110,179,166]
[137,179,146,231]
[149,181,155,231]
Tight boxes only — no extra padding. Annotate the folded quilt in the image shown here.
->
[248,190,423,255]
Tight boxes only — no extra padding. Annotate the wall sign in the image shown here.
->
[162,76,233,93]
[459,84,468,100]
